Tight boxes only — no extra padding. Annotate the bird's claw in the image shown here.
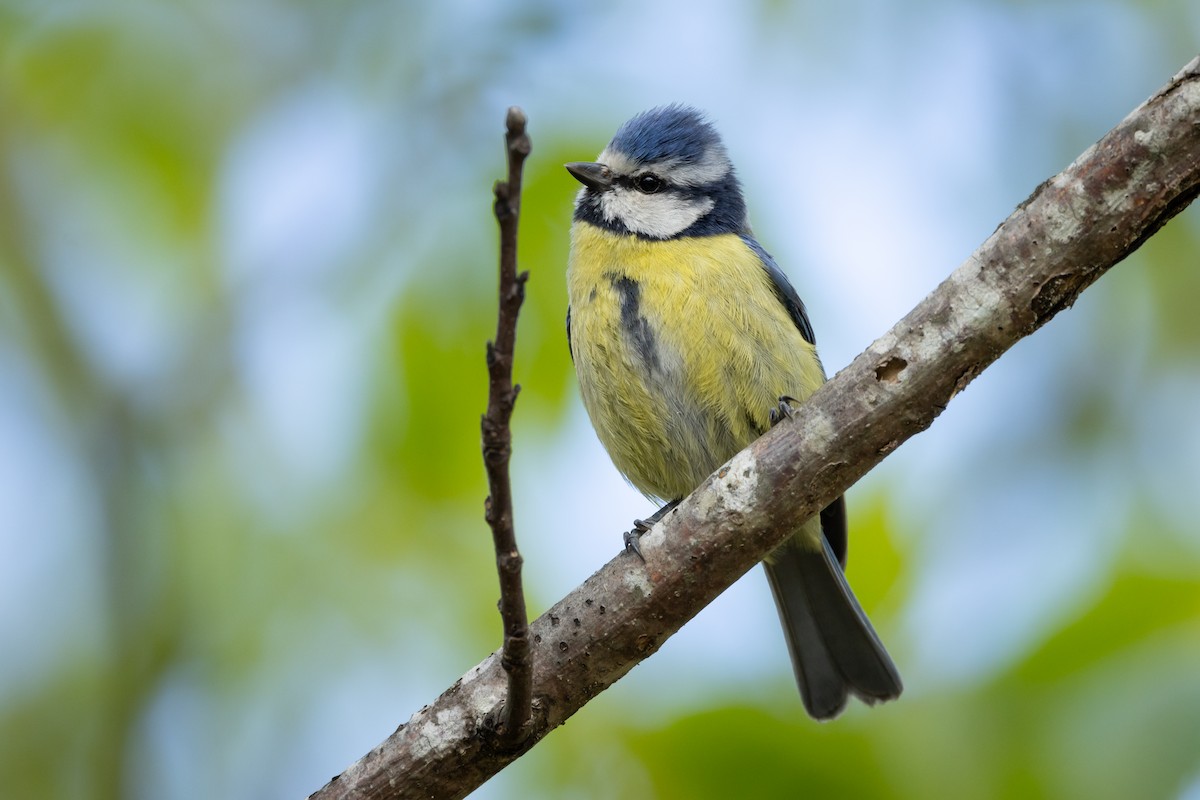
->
[623,527,646,561]
[623,501,678,562]
[768,395,800,427]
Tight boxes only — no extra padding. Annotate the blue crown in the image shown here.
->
[609,105,722,167]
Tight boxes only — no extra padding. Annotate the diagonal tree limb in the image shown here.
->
[309,56,1200,800]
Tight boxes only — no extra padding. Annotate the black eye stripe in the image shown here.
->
[613,176,725,206]
[616,174,668,194]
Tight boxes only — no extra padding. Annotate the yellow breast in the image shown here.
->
[567,222,825,501]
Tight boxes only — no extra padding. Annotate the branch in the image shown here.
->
[308,57,1200,800]
[481,107,533,747]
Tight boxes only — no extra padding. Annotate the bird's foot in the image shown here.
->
[624,499,681,561]
[623,527,647,561]
[768,395,800,427]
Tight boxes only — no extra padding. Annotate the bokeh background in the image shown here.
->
[2,2,1199,798]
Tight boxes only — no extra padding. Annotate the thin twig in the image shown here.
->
[481,106,533,747]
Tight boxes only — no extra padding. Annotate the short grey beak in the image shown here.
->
[565,161,612,191]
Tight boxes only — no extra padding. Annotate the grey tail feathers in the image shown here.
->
[763,533,902,720]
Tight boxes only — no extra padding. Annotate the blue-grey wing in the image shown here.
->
[742,235,847,563]
[740,234,816,347]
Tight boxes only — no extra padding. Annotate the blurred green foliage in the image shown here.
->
[1,2,1198,800]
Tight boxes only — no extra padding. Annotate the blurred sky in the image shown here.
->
[1,1,1199,799]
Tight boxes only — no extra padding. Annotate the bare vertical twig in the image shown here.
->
[481,106,533,746]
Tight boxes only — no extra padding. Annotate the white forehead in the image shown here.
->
[597,145,731,187]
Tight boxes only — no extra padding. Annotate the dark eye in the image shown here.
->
[635,174,664,194]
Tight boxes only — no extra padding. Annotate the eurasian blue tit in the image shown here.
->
[564,105,902,720]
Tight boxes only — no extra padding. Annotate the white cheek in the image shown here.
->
[600,190,715,239]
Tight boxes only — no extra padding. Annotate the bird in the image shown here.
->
[563,104,902,720]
